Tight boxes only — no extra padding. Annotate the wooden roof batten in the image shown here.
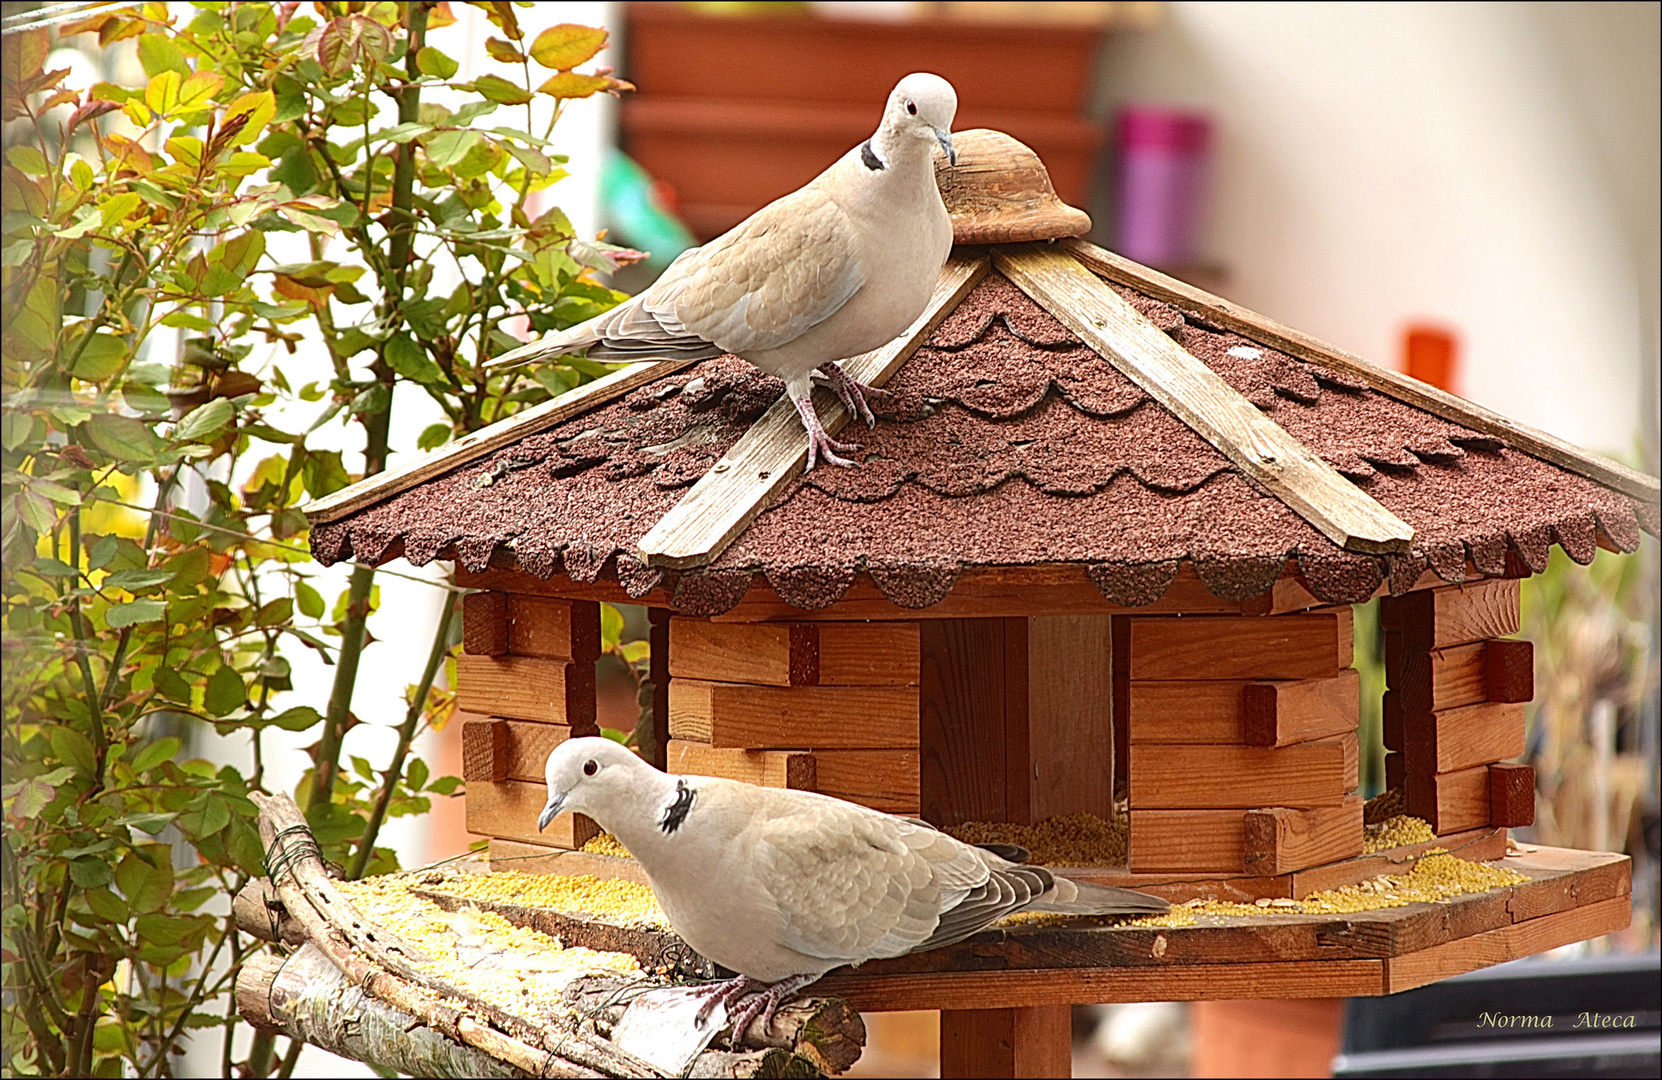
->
[994,244,1415,556]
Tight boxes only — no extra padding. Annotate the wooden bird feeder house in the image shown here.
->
[305,131,1659,1075]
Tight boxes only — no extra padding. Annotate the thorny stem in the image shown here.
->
[347,589,456,880]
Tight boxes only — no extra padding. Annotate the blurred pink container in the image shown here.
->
[1116,107,1213,266]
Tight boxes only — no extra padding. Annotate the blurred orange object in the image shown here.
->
[1404,324,1459,393]
[1192,998,1344,1078]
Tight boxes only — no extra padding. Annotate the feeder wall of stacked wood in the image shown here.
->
[457,591,603,851]
[1122,606,1363,875]
[665,618,923,814]
[1379,578,1535,833]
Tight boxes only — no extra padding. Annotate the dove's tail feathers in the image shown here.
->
[1030,878,1170,916]
[974,843,1031,864]
[486,323,605,370]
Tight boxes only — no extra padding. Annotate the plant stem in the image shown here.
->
[347,589,456,879]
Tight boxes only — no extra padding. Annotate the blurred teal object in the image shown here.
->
[601,149,697,270]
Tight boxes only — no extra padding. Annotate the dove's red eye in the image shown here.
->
[906,101,917,115]
[583,760,598,776]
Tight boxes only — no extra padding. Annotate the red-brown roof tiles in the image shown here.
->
[308,270,1654,615]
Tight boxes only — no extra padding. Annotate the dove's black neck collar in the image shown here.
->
[659,779,695,835]
[860,139,886,171]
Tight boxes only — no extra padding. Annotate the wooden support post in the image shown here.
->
[1489,762,1536,827]
[940,1005,1073,1079]
[648,607,670,771]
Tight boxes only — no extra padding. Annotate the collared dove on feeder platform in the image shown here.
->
[539,737,1169,1037]
[489,73,960,470]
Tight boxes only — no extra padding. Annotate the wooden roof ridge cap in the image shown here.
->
[936,129,1092,245]
[994,243,1414,556]
[1060,237,1661,505]
[636,254,992,570]
[300,359,696,525]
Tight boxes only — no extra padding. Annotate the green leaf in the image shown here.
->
[296,579,325,619]
[85,887,129,923]
[415,46,458,79]
[405,758,429,792]
[153,666,192,704]
[384,334,444,384]
[428,776,462,796]
[619,639,650,665]
[136,33,190,78]
[529,24,608,70]
[267,705,321,732]
[85,412,159,463]
[116,851,173,914]
[135,913,199,946]
[70,857,114,889]
[9,778,56,820]
[50,725,96,774]
[203,664,245,717]
[5,144,50,175]
[174,398,234,442]
[99,191,143,227]
[600,602,624,650]
[30,478,81,506]
[145,70,182,116]
[471,74,532,106]
[106,598,165,628]
[104,568,174,591]
[72,331,129,381]
[537,72,620,99]
[425,128,482,170]
[256,597,292,626]
[130,737,180,773]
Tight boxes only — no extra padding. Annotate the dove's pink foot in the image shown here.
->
[815,362,879,428]
[691,973,823,1041]
[791,394,860,470]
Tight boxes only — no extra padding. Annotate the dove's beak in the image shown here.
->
[935,128,955,166]
[538,793,567,832]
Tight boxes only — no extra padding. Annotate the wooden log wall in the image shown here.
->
[456,591,604,856]
[1380,579,1535,833]
[666,617,924,813]
[1122,607,1364,874]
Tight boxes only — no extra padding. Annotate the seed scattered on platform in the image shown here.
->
[948,811,1127,867]
[581,833,634,859]
[1364,814,1437,853]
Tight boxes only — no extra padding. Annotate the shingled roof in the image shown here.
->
[304,139,1658,617]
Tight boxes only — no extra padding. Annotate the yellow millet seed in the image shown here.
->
[1364,814,1437,853]
[581,833,634,859]
[948,812,1127,867]
[428,869,667,928]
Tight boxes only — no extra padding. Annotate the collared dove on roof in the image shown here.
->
[490,73,960,469]
[540,738,1168,1035]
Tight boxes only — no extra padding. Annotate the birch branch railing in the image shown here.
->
[234,793,862,1078]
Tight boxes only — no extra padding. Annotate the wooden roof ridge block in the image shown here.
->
[995,244,1416,555]
[637,253,991,569]
[1060,237,1661,505]
[301,358,696,525]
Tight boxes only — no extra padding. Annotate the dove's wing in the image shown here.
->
[753,798,1048,964]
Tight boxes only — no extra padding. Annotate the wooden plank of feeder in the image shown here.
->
[667,741,817,790]
[1402,702,1526,776]
[919,618,1018,826]
[1122,613,1345,681]
[461,716,508,782]
[1025,614,1114,823]
[506,595,600,661]
[1389,641,1489,717]
[461,592,507,656]
[1287,825,1507,899]
[1243,796,1364,876]
[1060,237,1660,505]
[667,678,919,748]
[1406,763,1491,834]
[1483,640,1535,702]
[996,243,1415,555]
[1383,896,1632,993]
[1489,763,1536,828]
[1380,579,1520,651]
[455,654,597,730]
[1126,680,1254,744]
[1128,809,1249,873]
[1128,735,1357,809]
[814,749,921,814]
[668,619,921,686]
[1506,846,1629,922]
[465,718,574,783]
[637,254,990,569]
[301,358,698,524]
[941,1007,1071,1079]
[1242,670,1361,748]
[467,779,600,850]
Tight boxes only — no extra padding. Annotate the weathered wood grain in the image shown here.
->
[1128,735,1357,809]
[996,243,1414,554]
[1128,809,1248,873]
[668,619,920,686]
[1383,897,1632,992]
[666,740,816,789]
[1242,669,1360,747]
[461,592,507,656]
[1402,702,1526,776]
[638,255,990,569]
[1025,614,1114,823]
[461,716,508,782]
[466,779,599,850]
[1243,796,1364,876]
[812,749,921,814]
[1380,580,1520,651]
[1405,764,1491,834]
[1126,679,1253,744]
[455,654,596,730]
[941,1006,1071,1078]
[505,594,599,662]
[919,618,1014,826]
[666,679,919,748]
[1123,614,1344,681]
[1061,236,1659,504]
[1288,826,1507,899]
